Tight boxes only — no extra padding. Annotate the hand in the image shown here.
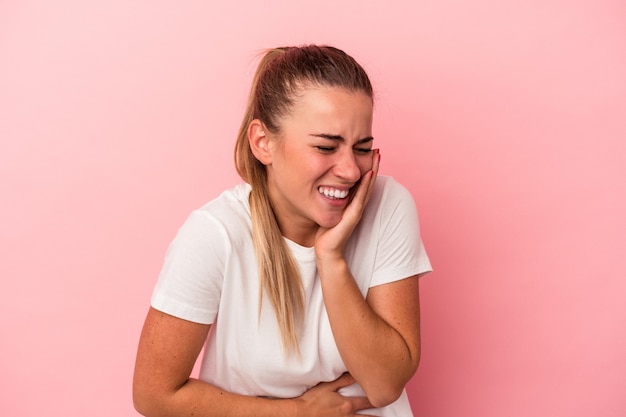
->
[315,149,380,263]
[295,373,376,417]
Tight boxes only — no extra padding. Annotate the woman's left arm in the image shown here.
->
[315,150,422,408]
[317,260,421,409]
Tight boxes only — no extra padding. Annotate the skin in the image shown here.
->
[249,87,376,247]
[133,86,421,416]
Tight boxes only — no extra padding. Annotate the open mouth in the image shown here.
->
[318,186,350,200]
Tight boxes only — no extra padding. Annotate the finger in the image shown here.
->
[323,372,356,391]
[363,148,380,199]
[372,147,380,175]
[347,395,374,412]
[350,149,379,211]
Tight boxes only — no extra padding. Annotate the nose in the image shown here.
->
[334,149,361,183]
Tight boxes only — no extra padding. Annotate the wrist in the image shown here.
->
[287,397,305,417]
[316,256,349,278]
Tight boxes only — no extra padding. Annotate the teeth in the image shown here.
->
[318,187,349,199]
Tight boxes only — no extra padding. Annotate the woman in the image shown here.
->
[133,45,431,417]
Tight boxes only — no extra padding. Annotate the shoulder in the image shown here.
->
[193,183,251,228]
[196,183,251,220]
[174,183,252,249]
[367,176,416,217]
[353,175,418,243]
[359,175,423,246]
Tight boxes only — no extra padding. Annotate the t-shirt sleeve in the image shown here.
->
[370,179,432,287]
[150,210,227,324]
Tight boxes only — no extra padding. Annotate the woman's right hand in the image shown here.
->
[295,373,376,417]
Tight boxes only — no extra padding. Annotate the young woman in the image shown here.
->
[133,45,431,417]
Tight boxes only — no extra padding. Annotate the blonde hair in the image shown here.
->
[234,45,373,355]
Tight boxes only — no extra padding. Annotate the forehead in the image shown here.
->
[285,86,373,126]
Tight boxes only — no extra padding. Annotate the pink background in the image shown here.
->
[1,1,625,416]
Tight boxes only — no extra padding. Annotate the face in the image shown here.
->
[261,87,374,247]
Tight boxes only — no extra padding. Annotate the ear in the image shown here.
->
[248,119,273,165]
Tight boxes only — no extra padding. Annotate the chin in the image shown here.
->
[317,216,342,229]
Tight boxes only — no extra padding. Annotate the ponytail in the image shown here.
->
[233,45,373,355]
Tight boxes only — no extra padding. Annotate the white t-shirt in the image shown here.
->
[151,175,432,416]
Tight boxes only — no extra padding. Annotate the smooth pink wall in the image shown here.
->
[1,1,624,416]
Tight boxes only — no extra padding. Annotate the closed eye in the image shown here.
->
[315,146,336,153]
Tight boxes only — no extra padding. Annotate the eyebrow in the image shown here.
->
[310,133,374,144]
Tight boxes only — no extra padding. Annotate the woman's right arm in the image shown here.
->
[133,307,374,417]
